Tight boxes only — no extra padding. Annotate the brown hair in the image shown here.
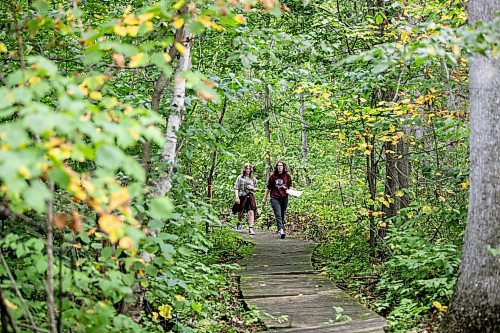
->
[240,163,254,177]
[273,161,288,174]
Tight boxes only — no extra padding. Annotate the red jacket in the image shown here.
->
[266,172,292,198]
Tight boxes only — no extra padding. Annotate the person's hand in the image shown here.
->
[235,198,240,204]
[262,198,266,204]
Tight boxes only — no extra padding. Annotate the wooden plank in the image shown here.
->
[236,231,388,333]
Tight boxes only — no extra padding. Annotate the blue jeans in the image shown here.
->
[270,197,288,230]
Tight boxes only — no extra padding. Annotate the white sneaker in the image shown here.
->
[249,227,255,235]
[278,229,285,239]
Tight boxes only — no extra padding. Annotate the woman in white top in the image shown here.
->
[232,163,258,235]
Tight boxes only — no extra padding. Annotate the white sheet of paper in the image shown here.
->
[286,189,302,197]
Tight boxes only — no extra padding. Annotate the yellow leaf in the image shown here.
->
[126,25,139,37]
[18,165,31,179]
[28,76,41,85]
[123,14,139,25]
[142,21,154,32]
[114,25,127,36]
[152,312,159,321]
[129,52,144,68]
[438,196,446,202]
[432,301,448,312]
[138,12,155,23]
[401,29,408,43]
[119,236,133,249]
[175,42,186,54]
[172,17,184,29]
[234,14,246,24]
[109,187,130,210]
[196,16,212,26]
[395,190,405,197]
[158,304,173,319]
[422,205,432,214]
[98,214,123,240]
[4,298,18,310]
[175,295,185,302]
[0,42,7,53]
[89,91,102,100]
[172,0,184,10]
[379,198,390,208]
[163,53,172,63]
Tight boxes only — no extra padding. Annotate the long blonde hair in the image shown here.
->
[240,163,254,177]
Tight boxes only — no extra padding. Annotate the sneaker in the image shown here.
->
[249,227,255,235]
[278,228,285,239]
[236,224,242,231]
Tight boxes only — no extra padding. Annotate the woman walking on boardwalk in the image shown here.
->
[232,163,258,235]
[262,161,293,239]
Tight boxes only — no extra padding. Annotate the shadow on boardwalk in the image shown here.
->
[236,231,388,333]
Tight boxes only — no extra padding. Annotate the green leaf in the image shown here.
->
[191,302,202,312]
[83,49,104,66]
[33,0,50,14]
[101,246,113,259]
[160,242,175,261]
[24,180,52,212]
[96,145,124,170]
[148,197,173,220]
[145,265,158,277]
[35,256,48,273]
[372,63,389,74]
[48,169,70,188]
[29,56,58,76]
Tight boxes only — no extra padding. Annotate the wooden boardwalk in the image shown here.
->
[237,231,387,333]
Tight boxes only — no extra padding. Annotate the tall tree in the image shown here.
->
[440,1,500,331]
[156,6,194,196]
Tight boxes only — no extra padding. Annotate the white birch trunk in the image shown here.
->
[156,30,193,196]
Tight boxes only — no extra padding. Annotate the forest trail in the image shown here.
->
[237,232,388,333]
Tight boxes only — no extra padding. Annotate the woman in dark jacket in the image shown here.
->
[262,161,292,239]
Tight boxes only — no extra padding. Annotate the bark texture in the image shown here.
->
[156,28,193,196]
[440,1,500,331]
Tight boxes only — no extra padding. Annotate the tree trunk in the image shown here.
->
[263,82,272,180]
[206,97,227,233]
[396,136,410,209]
[46,183,56,333]
[156,28,193,196]
[366,136,377,255]
[299,94,311,185]
[440,1,500,331]
[141,35,180,179]
[382,141,398,220]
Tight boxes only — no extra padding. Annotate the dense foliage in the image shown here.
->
[0,0,498,332]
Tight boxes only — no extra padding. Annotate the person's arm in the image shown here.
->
[249,178,258,192]
[262,188,269,204]
[233,177,241,203]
